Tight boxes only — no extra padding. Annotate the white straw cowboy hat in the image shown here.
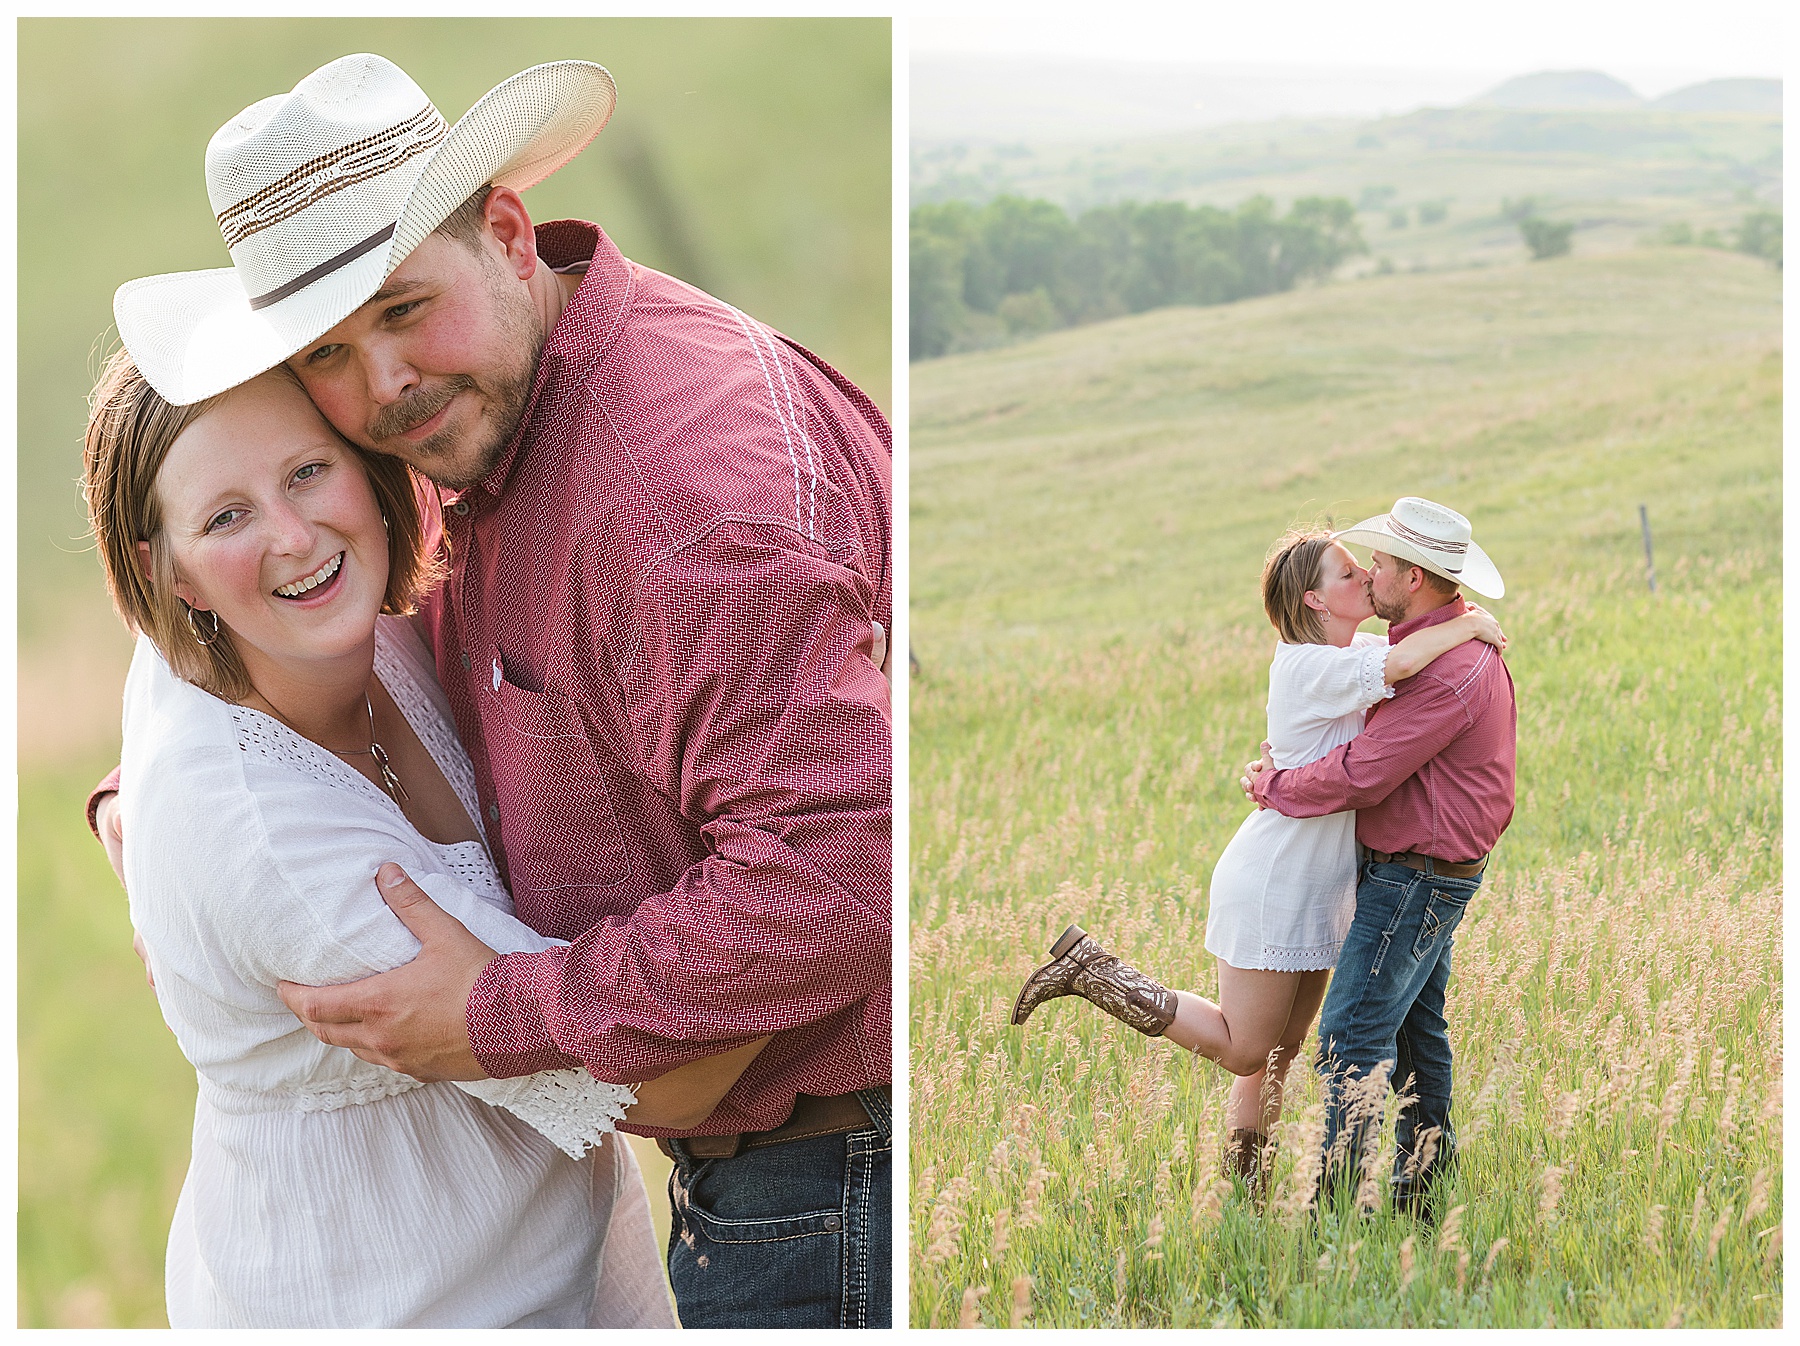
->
[113,53,616,406]
[1334,496,1506,598]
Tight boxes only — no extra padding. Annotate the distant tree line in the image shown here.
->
[911,194,1366,360]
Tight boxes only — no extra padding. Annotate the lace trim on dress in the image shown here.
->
[1259,940,1345,973]
[458,1072,637,1160]
[1357,642,1397,712]
[200,1072,425,1114]
[371,626,491,854]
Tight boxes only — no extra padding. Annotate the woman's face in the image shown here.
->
[148,372,390,686]
[1308,541,1375,625]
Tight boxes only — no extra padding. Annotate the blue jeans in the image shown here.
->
[664,1088,892,1328]
[1315,859,1482,1199]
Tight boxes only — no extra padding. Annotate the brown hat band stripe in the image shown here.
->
[1389,517,1468,560]
[218,106,446,248]
[246,222,395,312]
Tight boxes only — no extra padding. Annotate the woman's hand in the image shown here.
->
[1238,741,1274,807]
[1465,609,1507,652]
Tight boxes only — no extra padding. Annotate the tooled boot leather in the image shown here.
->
[1010,924,1178,1036]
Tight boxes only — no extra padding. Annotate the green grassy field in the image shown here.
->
[909,247,1781,1327]
[912,106,1781,276]
[16,17,887,1328]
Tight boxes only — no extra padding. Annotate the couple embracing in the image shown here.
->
[1015,498,1516,1219]
[84,55,890,1327]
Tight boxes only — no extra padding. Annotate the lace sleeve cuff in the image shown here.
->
[1358,642,1397,711]
[457,1070,637,1159]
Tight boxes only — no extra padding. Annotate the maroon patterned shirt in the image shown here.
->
[434,221,891,1135]
[1251,597,1516,863]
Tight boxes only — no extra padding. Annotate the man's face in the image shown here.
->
[1367,550,1415,623]
[288,232,545,489]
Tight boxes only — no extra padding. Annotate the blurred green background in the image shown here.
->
[17,17,889,1328]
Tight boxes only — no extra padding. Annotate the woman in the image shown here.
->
[85,353,765,1327]
[1010,527,1504,1191]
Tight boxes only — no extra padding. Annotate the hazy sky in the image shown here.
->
[910,1,1784,98]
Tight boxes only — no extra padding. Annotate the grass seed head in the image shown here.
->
[959,1285,988,1329]
[1009,1276,1032,1329]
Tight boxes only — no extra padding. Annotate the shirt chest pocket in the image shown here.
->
[484,674,632,895]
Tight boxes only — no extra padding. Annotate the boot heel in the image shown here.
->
[1049,923,1088,958]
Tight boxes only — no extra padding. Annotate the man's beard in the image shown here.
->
[367,254,545,489]
[369,363,535,490]
[1371,586,1408,624]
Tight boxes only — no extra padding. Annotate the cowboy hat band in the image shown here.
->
[1333,496,1506,598]
[113,53,616,406]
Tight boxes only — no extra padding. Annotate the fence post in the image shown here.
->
[1638,504,1657,593]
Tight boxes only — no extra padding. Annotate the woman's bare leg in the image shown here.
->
[1224,969,1331,1131]
[1165,965,1307,1076]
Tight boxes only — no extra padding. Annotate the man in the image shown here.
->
[92,54,890,1327]
[1243,496,1514,1221]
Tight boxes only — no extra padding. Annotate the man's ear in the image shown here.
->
[482,186,540,282]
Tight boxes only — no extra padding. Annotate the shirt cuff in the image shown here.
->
[466,947,588,1079]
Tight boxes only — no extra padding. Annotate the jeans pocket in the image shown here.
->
[1366,873,1415,978]
[667,1137,852,1328]
[1411,884,1474,960]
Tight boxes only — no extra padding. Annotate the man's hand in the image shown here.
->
[96,791,127,888]
[277,864,498,1082]
[1239,741,1275,806]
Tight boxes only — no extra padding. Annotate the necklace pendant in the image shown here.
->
[369,741,409,804]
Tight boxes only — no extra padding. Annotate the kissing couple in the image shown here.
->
[1014,498,1516,1220]
[84,54,891,1327]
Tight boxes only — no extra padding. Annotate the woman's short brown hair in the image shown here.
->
[1261,527,1335,645]
[82,348,444,702]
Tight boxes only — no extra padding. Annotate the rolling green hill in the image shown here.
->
[912,105,1780,277]
[909,247,1780,1326]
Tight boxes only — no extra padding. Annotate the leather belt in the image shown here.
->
[1362,847,1488,879]
[656,1087,888,1161]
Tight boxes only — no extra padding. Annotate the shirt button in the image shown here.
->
[488,803,500,823]
[823,1214,843,1232]
[450,499,470,516]
[460,650,471,671]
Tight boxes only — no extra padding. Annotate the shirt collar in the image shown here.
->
[1386,593,1468,642]
[474,219,632,500]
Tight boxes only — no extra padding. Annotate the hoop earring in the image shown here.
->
[185,603,221,647]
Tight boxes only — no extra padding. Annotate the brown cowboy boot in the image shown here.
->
[1010,924,1178,1036]
[1224,1128,1269,1201]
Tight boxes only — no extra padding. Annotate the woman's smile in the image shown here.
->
[272,551,345,603]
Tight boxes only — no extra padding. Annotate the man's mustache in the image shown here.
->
[370,376,478,442]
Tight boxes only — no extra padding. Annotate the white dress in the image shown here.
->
[1204,632,1394,972]
[120,616,677,1329]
